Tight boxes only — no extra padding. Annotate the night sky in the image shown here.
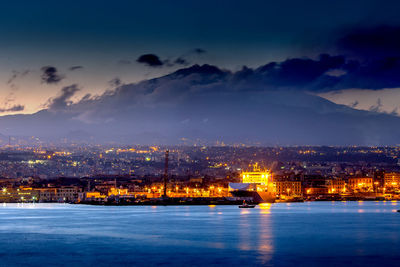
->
[1,0,400,145]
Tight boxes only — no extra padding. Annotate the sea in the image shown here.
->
[0,201,399,266]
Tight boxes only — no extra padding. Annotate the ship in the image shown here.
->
[229,163,276,203]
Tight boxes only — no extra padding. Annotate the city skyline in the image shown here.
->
[1,2,400,266]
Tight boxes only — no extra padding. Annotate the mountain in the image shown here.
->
[1,64,400,145]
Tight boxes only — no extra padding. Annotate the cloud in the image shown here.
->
[108,77,122,88]
[369,98,383,113]
[193,48,206,54]
[338,25,400,58]
[7,70,30,90]
[41,66,64,84]
[0,104,24,113]
[47,84,80,111]
[255,54,346,90]
[136,54,164,67]
[304,56,400,90]
[317,25,400,90]
[235,52,400,91]
[174,57,189,66]
[350,100,359,108]
[172,48,207,66]
[69,66,84,71]
[136,49,207,68]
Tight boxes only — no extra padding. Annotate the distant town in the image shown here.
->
[1,145,400,204]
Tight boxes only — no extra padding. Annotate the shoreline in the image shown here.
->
[2,199,398,206]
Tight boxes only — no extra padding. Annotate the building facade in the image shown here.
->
[384,172,400,189]
[347,177,373,192]
[327,179,346,194]
[273,181,302,196]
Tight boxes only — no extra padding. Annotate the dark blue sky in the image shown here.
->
[2,0,400,63]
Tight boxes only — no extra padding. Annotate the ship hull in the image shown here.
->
[230,191,275,203]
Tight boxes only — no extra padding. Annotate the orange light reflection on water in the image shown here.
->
[259,203,271,214]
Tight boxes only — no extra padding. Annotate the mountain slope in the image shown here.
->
[1,64,399,145]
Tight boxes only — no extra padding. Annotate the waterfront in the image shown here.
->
[0,202,399,266]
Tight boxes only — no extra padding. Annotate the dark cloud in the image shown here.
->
[41,66,64,84]
[350,101,359,108]
[7,71,18,85]
[320,25,400,89]
[174,57,189,66]
[136,49,206,68]
[338,26,400,58]
[333,56,400,89]
[218,26,400,91]
[172,48,206,67]
[47,84,80,111]
[80,93,92,102]
[193,48,206,54]
[369,98,383,113]
[7,70,29,84]
[136,54,164,67]
[69,66,84,71]
[7,70,30,90]
[229,52,400,91]
[255,54,346,90]
[0,104,24,113]
[108,77,122,88]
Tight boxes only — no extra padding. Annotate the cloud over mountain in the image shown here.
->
[136,54,164,67]
[47,84,80,111]
[1,63,400,145]
[0,105,24,113]
[136,49,207,68]
[6,26,400,145]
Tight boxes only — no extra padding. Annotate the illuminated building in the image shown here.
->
[273,181,302,196]
[38,188,57,202]
[347,177,373,192]
[327,179,346,194]
[108,187,129,196]
[241,163,270,184]
[304,187,328,196]
[56,186,81,202]
[79,191,107,201]
[0,188,40,203]
[384,172,400,189]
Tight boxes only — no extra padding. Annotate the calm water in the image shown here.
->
[0,202,399,266]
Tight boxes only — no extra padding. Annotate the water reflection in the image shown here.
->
[259,203,271,214]
[238,209,252,251]
[237,204,274,264]
[257,208,273,264]
[240,209,250,215]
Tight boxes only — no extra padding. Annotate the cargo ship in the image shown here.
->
[229,163,276,203]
